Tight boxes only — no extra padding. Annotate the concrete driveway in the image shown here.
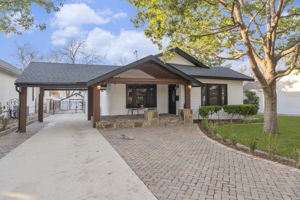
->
[0,114,157,200]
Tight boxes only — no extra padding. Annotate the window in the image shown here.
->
[201,84,227,106]
[126,85,157,108]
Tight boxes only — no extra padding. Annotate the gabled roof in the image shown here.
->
[87,55,202,86]
[0,59,22,76]
[172,64,254,81]
[155,47,209,68]
[15,62,122,87]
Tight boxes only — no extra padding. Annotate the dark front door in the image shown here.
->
[168,84,177,114]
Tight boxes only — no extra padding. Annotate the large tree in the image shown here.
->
[0,0,62,34]
[129,0,300,134]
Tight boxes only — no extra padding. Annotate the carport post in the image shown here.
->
[18,87,27,133]
[38,87,44,122]
[88,86,93,120]
[184,85,191,109]
[92,85,100,128]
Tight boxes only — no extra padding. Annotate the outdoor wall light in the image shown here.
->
[96,85,101,90]
[188,85,192,89]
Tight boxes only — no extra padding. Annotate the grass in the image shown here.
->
[216,115,300,159]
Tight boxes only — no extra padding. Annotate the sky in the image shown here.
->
[0,0,159,67]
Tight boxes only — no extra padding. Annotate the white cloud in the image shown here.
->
[51,26,84,46]
[85,28,159,64]
[113,12,127,19]
[51,3,110,28]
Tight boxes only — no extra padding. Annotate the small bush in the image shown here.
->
[1,118,8,131]
[199,106,222,119]
[295,148,300,168]
[208,122,218,135]
[230,133,238,145]
[249,136,259,154]
[266,134,279,160]
[201,118,210,132]
[244,90,259,105]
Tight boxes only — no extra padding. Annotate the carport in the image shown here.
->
[15,62,122,132]
[15,57,202,133]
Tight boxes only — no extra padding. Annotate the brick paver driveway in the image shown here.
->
[101,124,300,200]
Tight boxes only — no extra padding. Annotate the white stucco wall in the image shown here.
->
[197,78,244,105]
[100,84,169,116]
[0,71,19,108]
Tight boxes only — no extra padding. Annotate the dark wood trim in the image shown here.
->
[87,56,202,86]
[38,87,44,122]
[88,86,93,121]
[106,77,187,85]
[184,85,191,109]
[18,87,27,133]
[92,86,100,128]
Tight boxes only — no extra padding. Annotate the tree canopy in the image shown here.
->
[129,0,299,67]
[129,0,300,133]
[0,0,62,34]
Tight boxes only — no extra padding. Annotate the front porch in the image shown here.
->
[96,112,191,129]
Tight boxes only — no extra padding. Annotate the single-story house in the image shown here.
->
[15,48,253,132]
[244,70,300,116]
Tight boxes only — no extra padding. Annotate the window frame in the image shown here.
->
[201,84,228,106]
[126,84,157,108]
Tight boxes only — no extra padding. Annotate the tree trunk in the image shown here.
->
[263,81,278,134]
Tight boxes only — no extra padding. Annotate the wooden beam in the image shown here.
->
[184,85,191,109]
[106,77,187,85]
[38,87,44,122]
[18,87,27,133]
[92,86,100,128]
[88,86,93,120]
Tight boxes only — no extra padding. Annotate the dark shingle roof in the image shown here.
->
[171,64,254,81]
[15,62,122,85]
[0,59,22,76]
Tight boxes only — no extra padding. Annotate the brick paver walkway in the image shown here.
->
[101,125,300,200]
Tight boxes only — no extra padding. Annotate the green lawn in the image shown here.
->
[216,115,300,159]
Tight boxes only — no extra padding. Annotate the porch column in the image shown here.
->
[38,87,44,122]
[87,86,93,120]
[92,85,100,128]
[184,85,191,109]
[18,87,27,133]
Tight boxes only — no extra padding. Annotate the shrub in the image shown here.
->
[199,105,222,119]
[201,118,210,132]
[249,136,258,154]
[266,134,279,160]
[223,104,258,121]
[244,90,259,105]
[230,133,238,145]
[1,118,8,131]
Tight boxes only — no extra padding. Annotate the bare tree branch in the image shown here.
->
[276,40,300,60]
[271,46,299,82]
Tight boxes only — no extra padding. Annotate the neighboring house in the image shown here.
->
[244,70,300,116]
[15,47,254,126]
[0,59,21,110]
[0,59,43,116]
